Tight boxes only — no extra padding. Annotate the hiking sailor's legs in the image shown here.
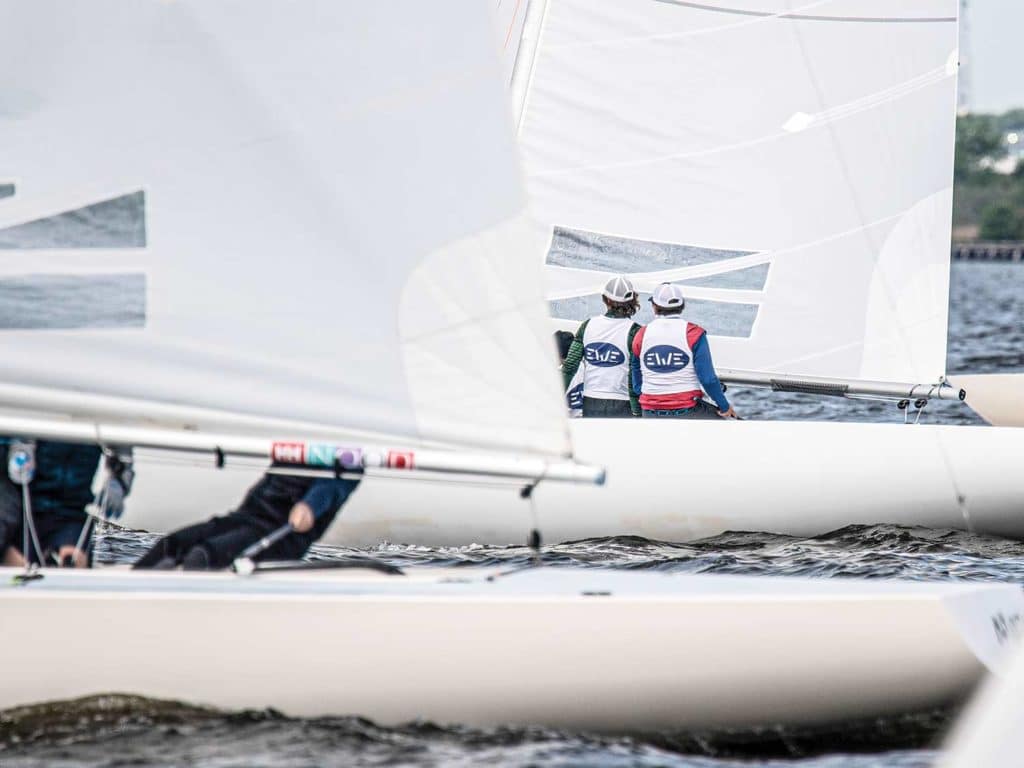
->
[134,473,359,570]
[134,515,244,568]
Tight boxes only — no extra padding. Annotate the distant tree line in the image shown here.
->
[954,109,1024,241]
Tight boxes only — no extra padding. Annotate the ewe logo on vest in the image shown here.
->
[584,342,625,367]
[644,345,690,373]
[567,383,584,409]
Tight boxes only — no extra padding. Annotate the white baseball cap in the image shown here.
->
[650,282,685,309]
[602,275,636,303]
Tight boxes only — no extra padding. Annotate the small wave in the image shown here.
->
[0,694,946,767]
[96,523,1024,583]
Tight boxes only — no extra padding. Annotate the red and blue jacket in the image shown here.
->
[630,323,730,411]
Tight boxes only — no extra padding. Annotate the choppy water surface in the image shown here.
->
[3,263,1023,767]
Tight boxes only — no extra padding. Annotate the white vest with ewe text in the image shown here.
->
[639,316,701,395]
[581,315,631,400]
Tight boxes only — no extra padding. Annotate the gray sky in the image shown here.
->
[964,0,1024,113]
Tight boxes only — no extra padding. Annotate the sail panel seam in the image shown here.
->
[651,1,955,24]
[526,67,951,179]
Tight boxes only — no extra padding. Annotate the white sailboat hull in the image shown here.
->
[1,566,1020,730]
[125,420,1024,547]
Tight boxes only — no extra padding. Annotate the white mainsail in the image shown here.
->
[515,0,959,387]
[0,1,578,470]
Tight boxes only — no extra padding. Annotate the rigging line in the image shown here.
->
[73,481,103,561]
[651,1,956,24]
[73,446,117,562]
[21,483,45,568]
[933,428,973,532]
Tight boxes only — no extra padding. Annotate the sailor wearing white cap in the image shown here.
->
[630,283,738,420]
[560,275,641,418]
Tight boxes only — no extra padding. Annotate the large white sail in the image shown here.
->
[0,1,570,460]
[517,0,959,385]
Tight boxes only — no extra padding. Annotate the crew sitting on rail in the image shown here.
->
[133,470,361,570]
[560,275,642,418]
[0,439,133,568]
[630,283,737,420]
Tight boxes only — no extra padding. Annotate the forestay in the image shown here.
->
[0,1,570,460]
[516,0,959,385]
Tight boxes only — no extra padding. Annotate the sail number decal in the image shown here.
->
[271,441,306,464]
[386,451,415,470]
[271,442,412,470]
[272,441,365,469]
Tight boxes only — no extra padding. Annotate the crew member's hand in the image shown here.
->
[289,501,315,533]
[56,545,88,568]
[718,406,738,419]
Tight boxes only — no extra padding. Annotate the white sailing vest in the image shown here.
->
[581,315,632,400]
[638,317,701,396]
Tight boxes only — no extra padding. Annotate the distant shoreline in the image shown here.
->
[951,241,1024,261]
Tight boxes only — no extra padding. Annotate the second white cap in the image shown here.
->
[651,282,685,309]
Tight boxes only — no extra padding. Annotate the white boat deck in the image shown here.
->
[1,564,1012,600]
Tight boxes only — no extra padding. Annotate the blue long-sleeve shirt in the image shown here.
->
[301,478,359,520]
[691,334,730,411]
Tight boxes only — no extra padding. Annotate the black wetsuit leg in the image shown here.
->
[180,518,267,570]
[134,474,320,570]
[581,397,634,418]
[134,515,250,569]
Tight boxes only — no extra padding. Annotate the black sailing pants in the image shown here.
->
[581,396,635,418]
[134,510,312,570]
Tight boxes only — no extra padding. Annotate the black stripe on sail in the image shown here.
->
[679,263,768,290]
[0,191,146,249]
[0,274,146,329]
[651,1,956,23]
[548,225,755,274]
